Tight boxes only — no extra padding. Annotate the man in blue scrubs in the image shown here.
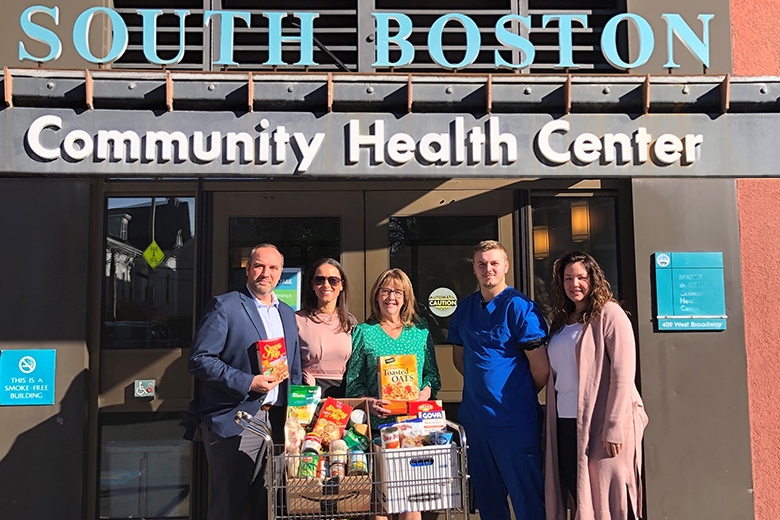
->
[449,240,549,520]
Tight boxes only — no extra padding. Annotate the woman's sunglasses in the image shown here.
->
[313,276,342,286]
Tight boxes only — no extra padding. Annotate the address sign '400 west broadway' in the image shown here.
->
[19,6,714,71]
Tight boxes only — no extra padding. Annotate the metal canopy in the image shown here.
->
[3,68,780,179]
[4,68,780,114]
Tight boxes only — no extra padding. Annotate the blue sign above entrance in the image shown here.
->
[0,349,56,405]
[654,252,727,331]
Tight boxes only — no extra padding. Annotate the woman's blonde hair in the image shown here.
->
[368,268,419,327]
[549,251,619,335]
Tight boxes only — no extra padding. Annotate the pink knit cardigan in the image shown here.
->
[544,301,649,520]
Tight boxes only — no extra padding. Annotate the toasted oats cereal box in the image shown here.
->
[378,355,419,415]
[257,337,289,382]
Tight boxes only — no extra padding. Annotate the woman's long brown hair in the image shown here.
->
[549,251,617,335]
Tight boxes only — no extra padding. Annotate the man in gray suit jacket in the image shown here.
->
[188,243,302,520]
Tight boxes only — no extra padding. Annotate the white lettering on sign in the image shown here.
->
[24,115,707,170]
[347,116,516,166]
[537,120,703,166]
[25,115,326,172]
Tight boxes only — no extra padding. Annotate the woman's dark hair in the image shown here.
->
[302,258,352,333]
[549,251,618,335]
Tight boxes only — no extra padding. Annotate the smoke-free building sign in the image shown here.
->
[0,349,56,405]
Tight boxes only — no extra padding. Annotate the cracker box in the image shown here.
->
[256,337,289,382]
[378,355,419,415]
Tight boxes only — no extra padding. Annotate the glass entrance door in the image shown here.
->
[211,191,366,314]
[365,189,516,404]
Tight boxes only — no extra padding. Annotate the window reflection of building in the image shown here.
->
[104,197,195,350]
[532,197,619,321]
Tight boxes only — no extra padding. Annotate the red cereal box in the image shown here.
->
[256,337,289,382]
[311,397,353,444]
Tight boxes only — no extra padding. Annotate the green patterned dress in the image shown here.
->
[344,318,441,425]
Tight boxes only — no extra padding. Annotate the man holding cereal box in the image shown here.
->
[187,243,302,520]
[449,240,549,520]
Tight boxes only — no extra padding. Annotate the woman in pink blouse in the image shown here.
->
[295,258,357,398]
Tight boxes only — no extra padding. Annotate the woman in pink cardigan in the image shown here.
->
[544,251,649,520]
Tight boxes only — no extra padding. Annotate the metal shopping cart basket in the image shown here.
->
[236,408,470,520]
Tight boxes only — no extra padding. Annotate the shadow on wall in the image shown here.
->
[0,370,86,520]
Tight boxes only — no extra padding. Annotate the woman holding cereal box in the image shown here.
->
[345,267,441,520]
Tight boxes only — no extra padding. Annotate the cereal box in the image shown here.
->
[256,337,289,382]
[378,355,419,415]
[311,397,353,444]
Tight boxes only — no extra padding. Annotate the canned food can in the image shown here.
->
[298,453,318,479]
[350,408,367,426]
[381,426,400,449]
[302,433,322,454]
[329,439,348,464]
[316,454,329,479]
[347,450,369,476]
[330,461,346,478]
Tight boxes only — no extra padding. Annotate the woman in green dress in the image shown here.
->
[345,268,441,520]
[345,267,442,422]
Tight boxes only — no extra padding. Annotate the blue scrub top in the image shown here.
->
[448,286,548,427]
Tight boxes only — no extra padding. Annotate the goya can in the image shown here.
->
[347,450,369,476]
[298,453,318,478]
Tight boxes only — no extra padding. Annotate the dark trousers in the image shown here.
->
[557,417,578,504]
[200,407,284,520]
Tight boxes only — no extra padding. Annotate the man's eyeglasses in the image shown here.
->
[313,276,342,286]
[379,288,405,299]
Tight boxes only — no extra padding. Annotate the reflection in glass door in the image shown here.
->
[366,189,515,404]
[530,195,619,320]
[211,191,365,316]
[389,215,498,344]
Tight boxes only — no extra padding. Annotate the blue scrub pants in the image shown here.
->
[464,422,545,520]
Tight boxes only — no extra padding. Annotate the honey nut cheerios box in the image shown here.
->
[378,354,419,415]
[256,337,289,382]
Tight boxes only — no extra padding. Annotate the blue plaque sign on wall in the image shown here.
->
[654,252,727,331]
[0,349,56,405]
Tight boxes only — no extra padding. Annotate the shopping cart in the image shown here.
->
[235,409,470,520]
